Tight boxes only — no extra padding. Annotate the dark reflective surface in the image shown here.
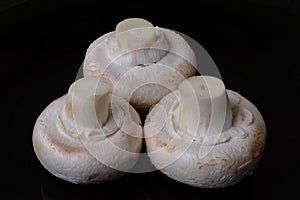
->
[1,0,299,199]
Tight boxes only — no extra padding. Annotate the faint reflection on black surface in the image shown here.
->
[40,170,133,200]
[39,162,272,200]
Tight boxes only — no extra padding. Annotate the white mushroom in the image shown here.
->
[32,77,143,184]
[83,18,197,111]
[144,76,266,188]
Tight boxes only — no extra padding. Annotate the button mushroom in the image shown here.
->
[33,77,143,184]
[144,76,266,187]
[83,18,197,111]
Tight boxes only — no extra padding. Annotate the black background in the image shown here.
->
[1,0,299,199]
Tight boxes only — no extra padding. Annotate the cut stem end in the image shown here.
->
[177,76,232,137]
[63,77,112,130]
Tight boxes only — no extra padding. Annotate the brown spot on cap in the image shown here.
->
[86,174,103,183]
[250,127,266,162]
[200,84,206,90]
[167,145,176,153]
[197,162,217,169]
[155,136,168,149]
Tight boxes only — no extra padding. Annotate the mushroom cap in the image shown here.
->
[33,95,143,184]
[83,27,197,111]
[144,90,266,188]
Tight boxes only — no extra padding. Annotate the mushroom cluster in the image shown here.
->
[33,18,266,187]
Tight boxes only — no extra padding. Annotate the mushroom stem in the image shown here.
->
[61,77,112,132]
[116,18,156,49]
[177,76,232,138]
[112,18,169,66]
